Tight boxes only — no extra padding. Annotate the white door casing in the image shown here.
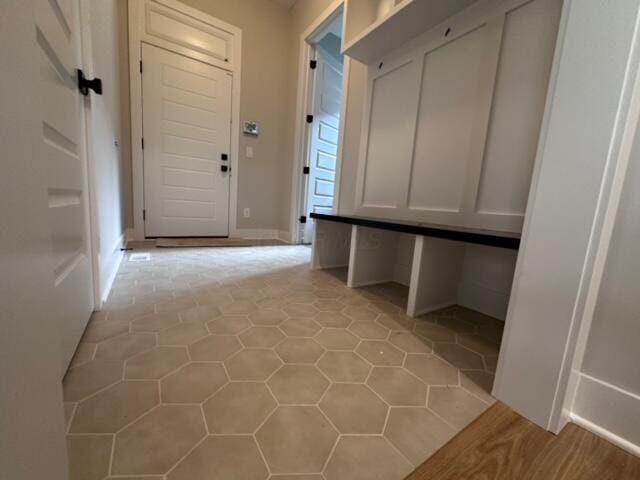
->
[304,47,343,243]
[128,0,242,241]
[37,0,95,372]
[142,44,232,237]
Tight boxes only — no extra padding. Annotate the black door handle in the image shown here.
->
[221,165,228,172]
[77,69,102,96]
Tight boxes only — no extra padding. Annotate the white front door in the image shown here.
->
[142,44,232,237]
[304,47,343,243]
[36,0,95,372]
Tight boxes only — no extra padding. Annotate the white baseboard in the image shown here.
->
[571,372,640,456]
[457,280,510,320]
[278,230,292,243]
[233,228,280,240]
[125,227,135,242]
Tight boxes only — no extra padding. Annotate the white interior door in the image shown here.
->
[304,47,343,243]
[36,0,95,373]
[142,44,232,237]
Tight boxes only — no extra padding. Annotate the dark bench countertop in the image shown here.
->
[309,213,520,250]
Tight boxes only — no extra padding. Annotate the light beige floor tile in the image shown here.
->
[356,340,405,366]
[458,333,500,356]
[283,303,318,317]
[82,321,129,343]
[343,305,378,321]
[107,303,155,322]
[349,321,390,340]
[413,322,456,343]
[158,322,209,346]
[367,367,427,406]
[203,382,277,433]
[189,335,243,361]
[434,342,485,370]
[256,406,338,474]
[317,351,371,382]
[249,308,288,326]
[268,365,329,404]
[428,386,489,430]
[131,312,180,333]
[221,299,258,315]
[384,407,455,465]
[313,299,345,311]
[315,311,352,328]
[63,361,123,401]
[323,436,412,480]
[275,338,325,363]
[168,436,268,480]
[179,305,222,323]
[314,329,359,350]
[94,333,156,361]
[460,370,496,404]
[436,317,477,335]
[67,434,112,480]
[225,348,283,380]
[161,362,227,403]
[125,347,189,380]
[270,475,323,480]
[404,354,458,386]
[112,405,206,475]
[70,342,97,367]
[377,314,414,331]
[319,384,387,434]
[280,317,322,337]
[70,381,158,433]
[207,314,250,334]
[64,402,76,430]
[389,331,431,353]
[240,326,286,348]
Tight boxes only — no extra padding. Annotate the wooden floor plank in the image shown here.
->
[407,402,640,480]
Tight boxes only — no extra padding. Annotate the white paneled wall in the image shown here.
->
[355,0,562,233]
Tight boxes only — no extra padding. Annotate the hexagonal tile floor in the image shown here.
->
[63,245,503,479]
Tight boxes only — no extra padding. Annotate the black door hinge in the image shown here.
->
[299,215,307,224]
[310,60,317,69]
[303,166,310,175]
[143,209,146,221]
[141,137,145,149]
[306,115,313,123]
[139,60,143,73]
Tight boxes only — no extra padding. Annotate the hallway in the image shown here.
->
[63,245,502,479]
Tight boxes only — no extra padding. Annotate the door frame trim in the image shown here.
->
[289,0,348,244]
[128,0,242,240]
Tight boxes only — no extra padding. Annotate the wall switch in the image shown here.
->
[246,146,254,158]
[243,208,251,218]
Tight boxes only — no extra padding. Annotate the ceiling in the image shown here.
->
[270,0,298,8]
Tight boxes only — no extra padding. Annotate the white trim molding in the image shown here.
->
[289,0,348,244]
[570,373,640,456]
[128,0,242,240]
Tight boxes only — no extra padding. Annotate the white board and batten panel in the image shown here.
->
[355,0,563,234]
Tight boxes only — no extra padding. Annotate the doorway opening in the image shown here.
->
[300,9,345,244]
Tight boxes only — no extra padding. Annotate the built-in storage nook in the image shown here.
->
[312,0,564,370]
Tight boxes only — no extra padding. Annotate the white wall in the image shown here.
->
[571,120,640,453]
[87,0,127,304]
[457,245,517,320]
[495,0,640,430]
[0,0,69,478]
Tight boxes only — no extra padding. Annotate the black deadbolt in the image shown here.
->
[77,69,102,96]
[221,165,228,172]
[221,153,228,160]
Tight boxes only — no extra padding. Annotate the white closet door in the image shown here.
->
[304,48,343,243]
[142,44,232,237]
[36,0,95,372]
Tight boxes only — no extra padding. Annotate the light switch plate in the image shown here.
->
[243,121,259,136]
[246,146,254,158]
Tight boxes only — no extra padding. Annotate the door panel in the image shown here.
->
[142,44,232,237]
[304,48,343,242]
[36,0,94,373]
